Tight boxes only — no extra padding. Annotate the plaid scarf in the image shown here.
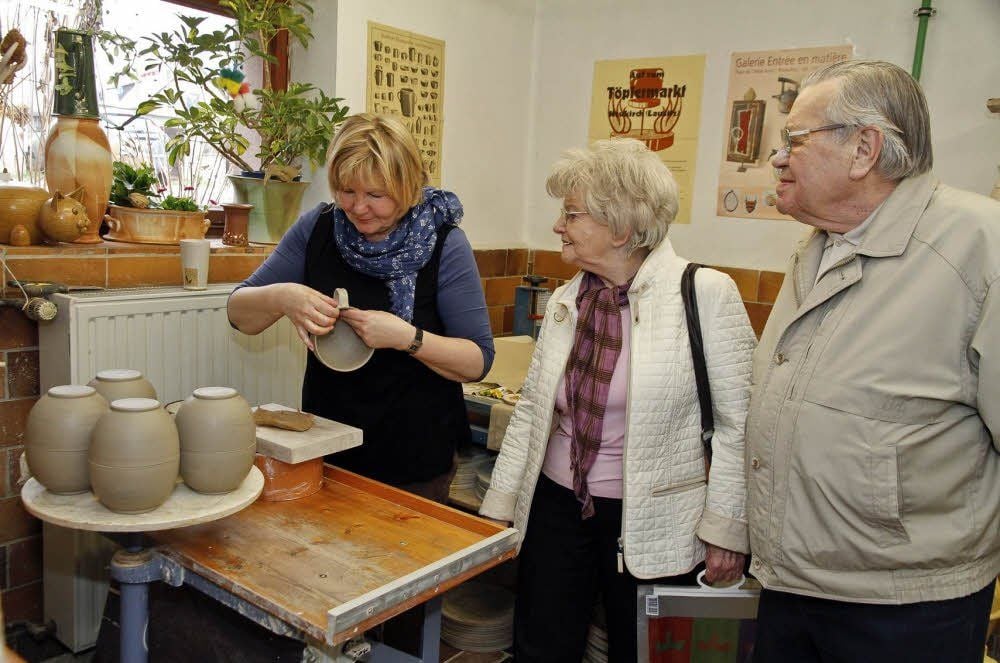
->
[564,271,632,519]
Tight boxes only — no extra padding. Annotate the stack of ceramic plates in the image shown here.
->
[583,601,609,663]
[450,447,493,500]
[474,458,495,501]
[441,582,515,653]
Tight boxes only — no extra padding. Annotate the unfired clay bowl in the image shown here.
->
[311,288,374,372]
[87,369,157,403]
[25,385,109,494]
[89,397,179,513]
[174,387,255,493]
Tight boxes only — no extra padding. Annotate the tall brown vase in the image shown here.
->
[43,29,111,244]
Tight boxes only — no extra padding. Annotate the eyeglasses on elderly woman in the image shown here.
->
[559,208,591,223]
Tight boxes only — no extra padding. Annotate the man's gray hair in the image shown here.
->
[546,138,678,253]
[802,59,932,180]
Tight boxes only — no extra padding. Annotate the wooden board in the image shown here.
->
[149,465,518,646]
[254,404,363,464]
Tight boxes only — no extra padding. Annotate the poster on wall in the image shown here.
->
[717,45,854,221]
[588,55,705,225]
[366,22,445,186]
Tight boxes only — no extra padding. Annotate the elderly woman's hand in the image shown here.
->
[279,283,340,351]
[703,543,746,586]
[338,308,416,351]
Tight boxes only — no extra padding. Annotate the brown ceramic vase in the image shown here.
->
[174,387,255,494]
[87,369,157,403]
[25,385,109,494]
[221,203,252,247]
[89,397,179,513]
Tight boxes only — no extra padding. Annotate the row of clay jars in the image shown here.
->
[174,387,255,494]
[25,369,158,496]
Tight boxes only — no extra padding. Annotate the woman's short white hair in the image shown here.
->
[546,138,679,253]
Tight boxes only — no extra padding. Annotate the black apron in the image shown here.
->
[302,208,470,484]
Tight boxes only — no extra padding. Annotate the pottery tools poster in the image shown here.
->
[366,22,445,186]
[588,55,705,225]
[717,44,854,221]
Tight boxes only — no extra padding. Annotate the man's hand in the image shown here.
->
[703,543,745,586]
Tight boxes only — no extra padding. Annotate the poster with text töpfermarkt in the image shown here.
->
[589,55,705,225]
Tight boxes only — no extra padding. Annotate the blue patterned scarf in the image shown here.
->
[332,187,463,321]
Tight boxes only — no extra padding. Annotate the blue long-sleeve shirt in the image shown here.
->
[239,203,495,379]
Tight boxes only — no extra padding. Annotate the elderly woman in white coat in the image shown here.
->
[479,138,756,663]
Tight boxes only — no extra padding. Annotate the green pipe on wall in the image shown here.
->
[911,0,936,81]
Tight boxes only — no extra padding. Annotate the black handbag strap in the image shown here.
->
[681,262,714,472]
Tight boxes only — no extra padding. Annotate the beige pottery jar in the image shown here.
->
[89,398,179,513]
[87,369,157,403]
[174,387,255,494]
[25,385,108,494]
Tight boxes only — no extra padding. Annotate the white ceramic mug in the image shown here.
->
[179,238,211,290]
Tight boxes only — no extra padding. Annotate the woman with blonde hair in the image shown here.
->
[481,138,755,662]
[229,113,493,501]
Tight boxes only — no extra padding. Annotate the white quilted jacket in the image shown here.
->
[479,239,756,578]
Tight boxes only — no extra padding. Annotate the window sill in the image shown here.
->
[1,240,274,289]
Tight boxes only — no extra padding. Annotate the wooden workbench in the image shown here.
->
[148,464,518,649]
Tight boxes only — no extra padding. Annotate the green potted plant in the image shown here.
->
[105,161,209,244]
[103,0,349,243]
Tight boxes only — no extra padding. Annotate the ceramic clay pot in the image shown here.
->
[25,385,109,494]
[87,369,157,403]
[89,398,179,513]
[174,387,255,494]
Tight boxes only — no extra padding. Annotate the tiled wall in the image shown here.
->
[478,248,784,338]
[0,242,783,627]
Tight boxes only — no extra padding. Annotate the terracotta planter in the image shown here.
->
[0,184,49,245]
[89,397,179,513]
[104,205,210,245]
[25,385,109,494]
[87,369,157,403]
[227,175,308,244]
[174,387,255,494]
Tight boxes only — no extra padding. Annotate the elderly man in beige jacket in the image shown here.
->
[747,59,1000,662]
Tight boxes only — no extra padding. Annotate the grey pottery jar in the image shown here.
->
[89,397,179,513]
[174,387,255,494]
[25,385,108,494]
[87,369,157,403]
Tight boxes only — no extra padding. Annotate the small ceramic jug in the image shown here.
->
[25,385,108,494]
[87,369,157,403]
[89,397,179,513]
[174,387,256,494]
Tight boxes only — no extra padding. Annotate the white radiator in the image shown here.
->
[37,284,306,651]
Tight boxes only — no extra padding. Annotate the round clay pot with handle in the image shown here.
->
[25,385,109,494]
[174,387,256,494]
[87,369,157,403]
[89,397,179,514]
